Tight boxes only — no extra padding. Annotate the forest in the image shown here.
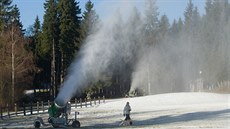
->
[0,0,230,107]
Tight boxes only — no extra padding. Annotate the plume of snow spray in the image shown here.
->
[55,1,230,105]
[55,6,141,106]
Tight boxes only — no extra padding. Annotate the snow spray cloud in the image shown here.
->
[56,1,230,104]
[131,30,230,95]
[55,5,143,106]
[130,1,230,95]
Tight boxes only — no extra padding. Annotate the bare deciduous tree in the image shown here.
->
[0,25,36,106]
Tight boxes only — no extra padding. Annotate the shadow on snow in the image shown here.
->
[83,109,230,128]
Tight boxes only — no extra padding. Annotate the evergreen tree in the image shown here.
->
[80,0,99,42]
[144,0,159,32]
[192,7,200,24]
[57,0,81,80]
[0,0,14,31]
[169,18,183,38]
[184,0,201,35]
[39,0,58,59]
[33,16,41,51]
[184,0,194,30]
[0,1,23,32]
[159,14,169,40]
[38,0,59,99]
[212,0,229,24]
[223,0,230,22]
[29,16,42,96]
[28,16,42,60]
[170,19,178,35]
[143,0,159,45]
[10,5,24,32]
[205,0,213,16]
[33,16,41,36]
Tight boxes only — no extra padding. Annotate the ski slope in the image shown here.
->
[76,92,230,128]
[0,92,229,128]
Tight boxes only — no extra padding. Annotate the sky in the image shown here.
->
[12,0,205,30]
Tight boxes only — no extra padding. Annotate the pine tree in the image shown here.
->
[57,0,81,81]
[26,16,41,58]
[184,0,194,30]
[144,0,159,32]
[30,16,41,59]
[0,0,14,31]
[0,1,23,32]
[80,0,99,42]
[27,16,42,97]
[39,0,59,99]
[170,18,183,38]
[159,14,170,40]
[39,0,58,59]
[205,0,213,16]
[33,16,41,36]
[10,5,24,32]
[143,0,159,45]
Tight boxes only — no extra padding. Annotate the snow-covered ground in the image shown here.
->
[1,92,230,128]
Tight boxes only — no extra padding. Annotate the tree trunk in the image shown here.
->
[51,38,56,100]
[60,52,64,85]
[11,26,15,103]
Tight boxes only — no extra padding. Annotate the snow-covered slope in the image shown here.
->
[0,92,229,128]
[75,92,230,128]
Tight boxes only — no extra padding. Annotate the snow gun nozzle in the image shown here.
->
[54,98,66,108]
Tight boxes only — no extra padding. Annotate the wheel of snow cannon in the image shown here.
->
[34,120,41,128]
[130,121,132,125]
[48,117,52,123]
[72,120,80,128]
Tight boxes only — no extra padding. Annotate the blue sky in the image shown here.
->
[13,0,205,30]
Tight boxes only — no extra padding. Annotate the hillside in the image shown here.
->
[0,92,229,128]
[76,92,230,128]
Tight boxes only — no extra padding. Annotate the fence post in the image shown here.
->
[94,97,96,105]
[14,103,17,116]
[48,100,50,107]
[0,107,2,119]
[103,96,105,103]
[23,103,26,116]
[7,104,10,118]
[75,98,77,108]
[85,98,87,107]
[90,98,92,106]
[30,102,33,115]
[37,101,39,113]
[41,101,44,112]
[98,96,100,104]
[80,98,82,108]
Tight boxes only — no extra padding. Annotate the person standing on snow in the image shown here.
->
[123,102,131,120]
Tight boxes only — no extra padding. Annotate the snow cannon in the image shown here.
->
[48,97,69,118]
[33,93,80,128]
[42,101,80,128]
[48,102,64,118]
[34,100,80,128]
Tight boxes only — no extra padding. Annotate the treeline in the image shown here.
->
[1,0,230,106]
[0,0,99,106]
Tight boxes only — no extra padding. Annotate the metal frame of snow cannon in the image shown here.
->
[33,102,80,128]
[48,111,80,128]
